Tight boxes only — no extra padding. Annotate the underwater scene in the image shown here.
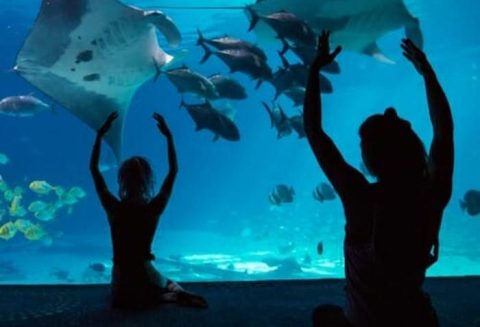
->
[0,0,479,284]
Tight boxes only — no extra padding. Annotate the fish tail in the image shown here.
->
[179,98,187,110]
[278,51,290,68]
[196,28,205,46]
[261,101,274,128]
[246,6,260,32]
[280,39,290,56]
[199,43,212,64]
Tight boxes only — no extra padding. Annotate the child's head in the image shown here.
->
[118,156,155,201]
[359,108,428,181]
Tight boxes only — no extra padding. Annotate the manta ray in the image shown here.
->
[14,0,182,161]
[250,0,423,63]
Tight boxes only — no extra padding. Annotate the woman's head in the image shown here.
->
[359,108,428,181]
[118,156,155,201]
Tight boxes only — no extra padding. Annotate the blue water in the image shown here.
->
[0,0,479,284]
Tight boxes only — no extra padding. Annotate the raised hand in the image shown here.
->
[98,111,119,136]
[153,112,171,137]
[311,30,342,71]
[401,38,432,76]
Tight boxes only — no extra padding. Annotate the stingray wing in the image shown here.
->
[15,0,180,161]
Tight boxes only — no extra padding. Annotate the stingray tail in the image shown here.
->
[405,17,424,49]
[246,6,260,32]
[199,43,212,64]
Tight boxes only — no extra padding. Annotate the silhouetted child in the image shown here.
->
[90,112,208,310]
[304,32,453,326]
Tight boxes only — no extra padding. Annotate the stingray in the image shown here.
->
[250,0,423,63]
[14,0,182,161]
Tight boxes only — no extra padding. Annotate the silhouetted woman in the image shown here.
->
[304,32,453,326]
[90,112,208,309]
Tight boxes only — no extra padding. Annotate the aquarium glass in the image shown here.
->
[0,0,479,284]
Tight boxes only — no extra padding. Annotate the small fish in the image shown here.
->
[29,180,57,195]
[89,262,107,273]
[23,224,47,241]
[269,184,295,205]
[0,95,52,117]
[9,195,27,218]
[0,221,17,240]
[262,102,292,139]
[317,241,324,255]
[28,200,49,213]
[34,204,57,222]
[68,187,86,199]
[0,153,9,165]
[460,190,480,216]
[313,183,336,202]
[14,219,34,233]
[288,114,305,138]
[283,86,305,107]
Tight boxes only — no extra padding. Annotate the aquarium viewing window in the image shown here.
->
[0,0,479,286]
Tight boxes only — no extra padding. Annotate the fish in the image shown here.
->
[0,153,10,165]
[313,183,337,202]
[197,30,267,61]
[0,221,17,240]
[208,74,247,100]
[317,241,324,255]
[288,114,306,138]
[280,39,341,73]
[270,55,333,100]
[460,190,480,216]
[15,0,182,161]
[249,0,423,63]
[28,200,49,213]
[283,86,305,107]
[23,224,47,241]
[0,95,52,117]
[68,187,86,199]
[269,184,295,205]
[180,101,240,142]
[14,219,34,233]
[165,65,218,99]
[262,102,292,139]
[199,45,273,83]
[247,7,317,47]
[9,195,27,218]
[29,180,57,195]
[33,204,58,222]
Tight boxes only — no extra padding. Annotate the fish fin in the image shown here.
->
[145,11,181,47]
[179,98,187,109]
[246,6,260,32]
[405,17,423,49]
[280,38,290,56]
[319,73,333,94]
[196,28,205,46]
[152,57,161,82]
[278,104,289,123]
[212,134,220,142]
[199,43,213,64]
[278,51,290,69]
[261,101,274,127]
[363,43,395,64]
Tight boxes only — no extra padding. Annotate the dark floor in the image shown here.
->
[0,277,479,327]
